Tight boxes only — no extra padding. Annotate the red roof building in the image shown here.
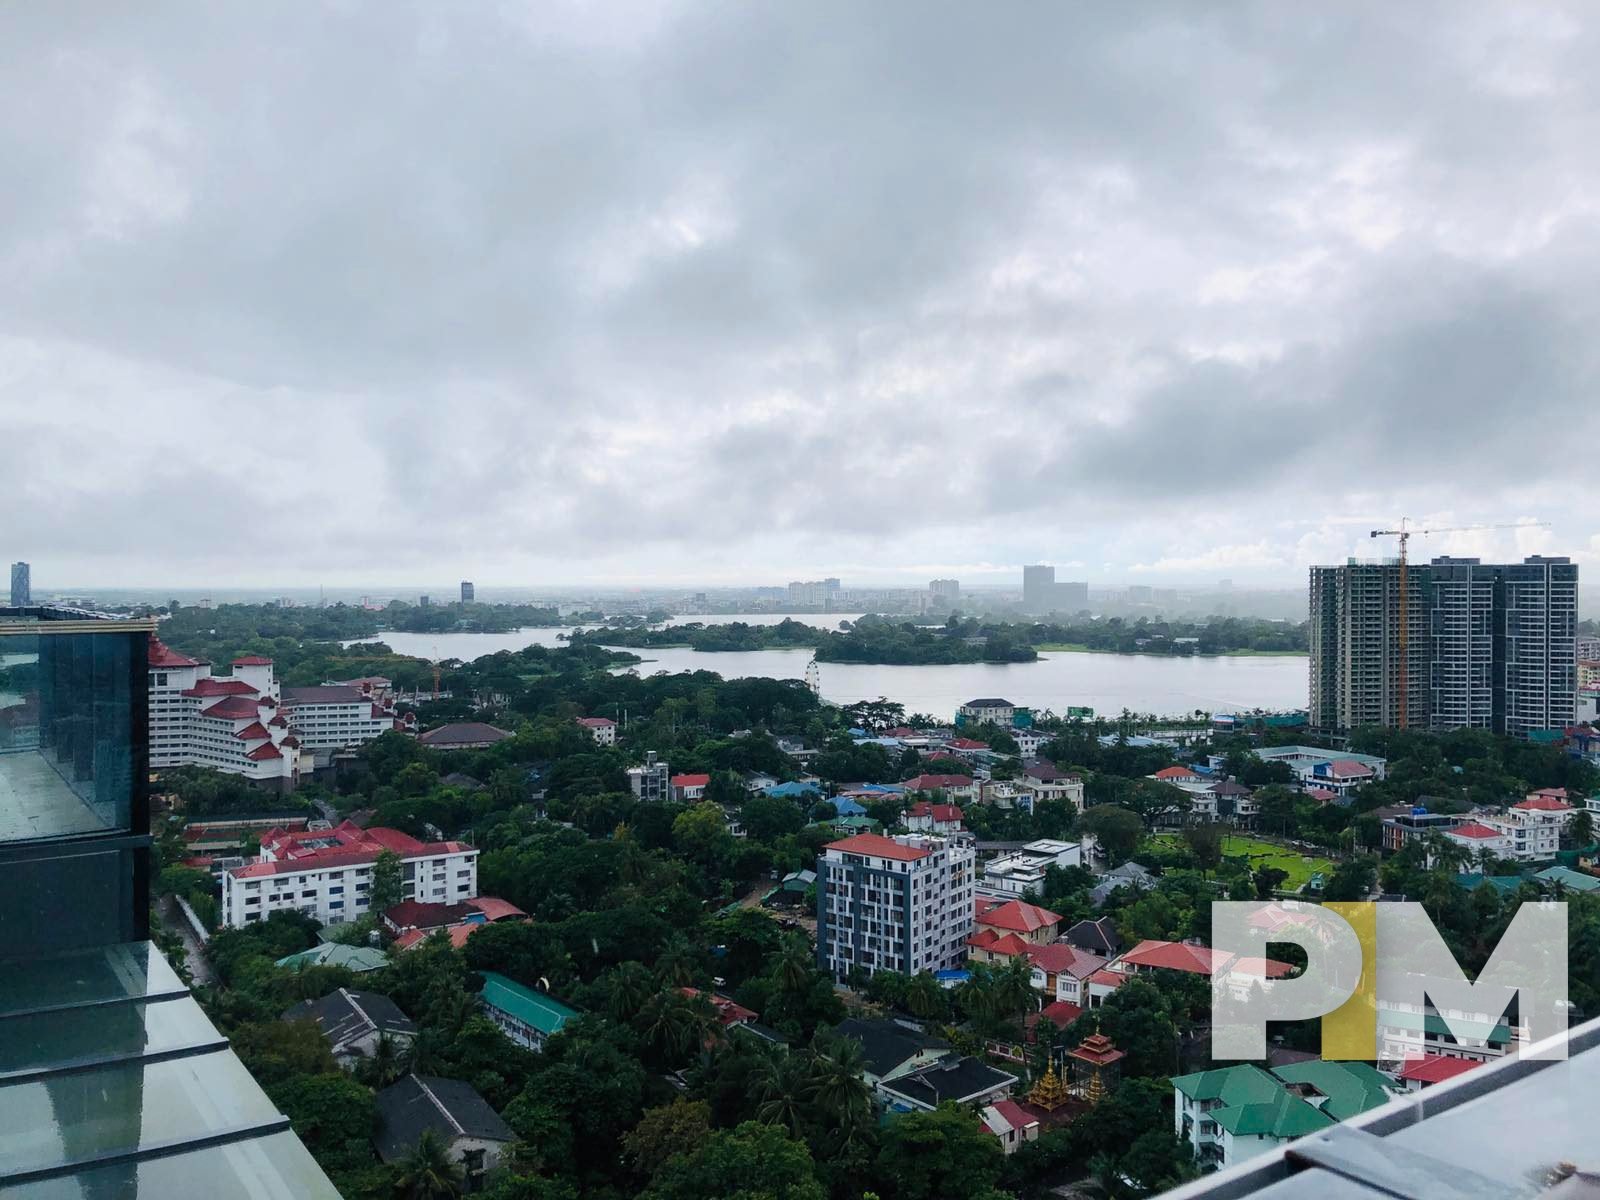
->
[1151,765,1200,782]
[181,678,259,697]
[904,773,974,792]
[148,637,203,669]
[232,656,274,666]
[975,899,1062,939]
[1515,793,1572,812]
[1448,821,1504,840]
[671,773,711,798]
[1398,1055,1484,1088]
[822,832,932,862]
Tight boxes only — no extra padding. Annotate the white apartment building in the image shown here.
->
[148,640,299,789]
[627,751,670,801]
[281,685,398,753]
[575,716,617,746]
[980,839,1083,896]
[817,832,974,982]
[221,820,478,928]
[1474,793,1572,862]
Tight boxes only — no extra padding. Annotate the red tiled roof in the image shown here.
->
[1398,1055,1483,1084]
[1024,943,1102,976]
[976,899,1062,934]
[1306,787,1339,802]
[904,773,973,790]
[1450,821,1503,840]
[200,696,262,721]
[681,987,757,1027]
[384,900,474,931]
[232,722,271,741]
[1328,759,1375,778]
[983,1098,1037,1136]
[823,832,931,862]
[671,773,711,788]
[1515,795,1572,812]
[967,929,1033,956]
[945,738,987,750]
[576,716,616,727]
[395,922,485,952]
[1119,939,1226,975]
[148,637,201,669]
[1225,955,1296,980]
[1034,1000,1084,1028]
[246,743,282,761]
[182,678,259,697]
[1087,968,1125,988]
[467,896,527,922]
[1153,766,1199,781]
[907,801,964,822]
[232,656,273,666]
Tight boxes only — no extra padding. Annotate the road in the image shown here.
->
[159,894,215,987]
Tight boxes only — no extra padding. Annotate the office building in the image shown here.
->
[786,578,840,607]
[9,560,29,606]
[929,578,961,605]
[1311,557,1577,737]
[1022,564,1055,612]
[220,820,478,928]
[280,684,399,753]
[1309,562,1431,730]
[460,580,474,603]
[0,606,340,1195]
[816,832,974,981]
[419,594,430,607]
[147,640,300,788]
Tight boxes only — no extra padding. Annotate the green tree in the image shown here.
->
[642,1121,827,1200]
[269,1073,376,1167]
[370,849,405,914]
[873,1104,1005,1200]
[1180,823,1225,874]
[1079,805,1142,862]
[622,1098,713,1182]
[393,1128,465,1200]
[1323,856,1378,902]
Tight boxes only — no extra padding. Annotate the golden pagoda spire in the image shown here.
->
[1027,1061,1071,1111]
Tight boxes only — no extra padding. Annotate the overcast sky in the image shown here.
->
[4,3,1597,591]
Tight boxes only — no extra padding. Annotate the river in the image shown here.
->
[348,616,1306,720]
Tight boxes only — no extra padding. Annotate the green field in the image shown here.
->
[1153,833,1335,891]
[1033,644,1306,658]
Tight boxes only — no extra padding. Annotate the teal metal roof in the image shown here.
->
[1535,865,1600,893]
[1270,1060,1399,1121]
[275,943,389,972]
[478,971,578,1037]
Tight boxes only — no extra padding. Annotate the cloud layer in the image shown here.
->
[3,2,1597,588]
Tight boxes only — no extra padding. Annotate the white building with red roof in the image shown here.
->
[817,832,975,982]
[147,638,300,788]
[1109,938,1294,1001]
[904,800,964,834]
[903,773,975,799]
[1443,820,1514,858]
[1472,792,1572,861]
[981,1098,1041,1154]
[670,772,711,801]
[221,819,478,929]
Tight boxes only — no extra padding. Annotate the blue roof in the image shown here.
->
[832,798,868,816]
[765,781,822,799]
[934,969,970,983]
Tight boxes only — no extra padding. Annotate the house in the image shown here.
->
[1380,808,1464,855]
[879,1057,1018,1112]
[670,772,711,802]
[957,698,1020,727]
[373,1075,514,1190]
[416,722,512,750]
[1173,1062,1399,1169]
[478,971,578,1051]
[979,781,1035,813]
[681,987,758,1032]
[981,1099,1041,1154]
[833,1017,952,1089]
[904,801,965,834]
[575,716,617,746]
[974,897,1062,945]
[943,737,990,755]
[1534,865,1600,894]
[1473,794,1573,861]
[1396,1054,1484,1091]
[1089,861,1156,906]
[979,839,1082,896]
[1063,916,1123,958]
[1026,943,1107,1006]
[283,988,417,1065]
[1150,765,1202,784]
[1017,762,1086,812]
[764,780,823,801]
[903,773,976,800]
[1253,746,1387,795]
[627,751,671,802]
[274,942,389,973]
[832,797,870,817]
[1112,939,1294,1000]
[1443,820,1513,859]
[1011,729,1048,757]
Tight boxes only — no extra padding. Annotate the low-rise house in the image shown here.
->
[1150,765,1202,784]
[880,1057,1018,1113]
[1026,943,1106,1005]
[1443,820,1513,859]
[1253,745,1387,794]
[1380,808,1464,855]
[1017,762,1086,812]
[957,698,1019,727]
[628,751,671,802]
[1396,1055,1484,1091]
[764,779,822,801]
[478,971,578,1052]
[283,988,416,1066]
[974,898,1062,945]
[1011,729,1048,757]
[833,1017,952,1089]
[1474,793,1573,861]
[575,716,617,746]
[1063,916,1123,958]
[1089,861,1156,906]
[671,772,710,801]
[981,1099,1041,1154]
[980,839,1082,896]
[1112,939,1294,1000]
[904,801,965,834]
[978,780,1034,812]
[416,722,513,751]
[903,773,976,800]
[374,1075,513,1191]
[1534,864,1600,894]
[275,942,389,973]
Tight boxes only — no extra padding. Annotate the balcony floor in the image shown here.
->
[0,751,111,841]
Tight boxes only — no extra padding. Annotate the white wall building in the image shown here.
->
[1253,745,1387,793]
[221,820,477,928]
[628,751,670,801]
[1475,793,1572,861]
[575,716,617,746]
[281,685,397,753]
[817,832,974,981]
[979,839,1082,896]
[148,640,300,789]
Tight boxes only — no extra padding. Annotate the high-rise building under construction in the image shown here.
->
[1310,556,1576,737]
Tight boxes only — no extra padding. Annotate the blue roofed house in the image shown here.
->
[832,797,868,817]
[765,780,823,801]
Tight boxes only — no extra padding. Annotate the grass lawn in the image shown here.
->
[1033,642,1093,652]
[1154,832,1336,891]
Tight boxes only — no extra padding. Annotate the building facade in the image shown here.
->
[281,685,398,753]
[575,715,617,746]
[8,560,29,606]
[460,581,474,603]
[147,641,300,788]
[1309,562,1431,730]
[817,832,974,981]
[627,751,670,801]
[221,820,478,928]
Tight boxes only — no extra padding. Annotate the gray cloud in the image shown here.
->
[3,1,1599,588]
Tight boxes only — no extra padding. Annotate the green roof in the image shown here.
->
[1454,873,1525,895]
[833,815,881,831]
[1378,1006,1510,1044]
[275,943,389,972]
[1172,1063,1283,1105]
[479,971,578,1036]
[1213,1088,1334,1138]
[1534,866,1600,893]
[1269,1061,1399,1121]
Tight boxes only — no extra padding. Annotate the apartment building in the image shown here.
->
[281,684,398,753]
[1309,562,1431,729]
[628,751,670,801]
[147,639,300,789]
[816,832,974,981]
[1474,792,1572,861]
[575,715,617,746]
[221,820,478,928]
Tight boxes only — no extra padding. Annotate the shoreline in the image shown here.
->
[1033,643,1306,659]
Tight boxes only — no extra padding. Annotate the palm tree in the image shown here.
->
[805,1037,873,1130]
[994,954,1037,1026]
[751,1051,811,1136]
[774,933,814,996]
[905,971,947,1021]
[357,1031,410,1088]
[655,936,701,987]
[605,961,655,1022]
[638,988,715,1064]
[393,1129,464,1200]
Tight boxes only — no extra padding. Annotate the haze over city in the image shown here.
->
[5,3,1600,589]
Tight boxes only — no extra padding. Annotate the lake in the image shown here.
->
[349,616,1307,720]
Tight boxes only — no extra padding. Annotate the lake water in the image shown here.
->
[349,616,1306,720]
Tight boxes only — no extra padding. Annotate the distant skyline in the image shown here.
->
[5,4,1600,588]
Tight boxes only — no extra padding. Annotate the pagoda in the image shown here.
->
[1067,1032,1126,1105]
[1026,1062,1072,1112]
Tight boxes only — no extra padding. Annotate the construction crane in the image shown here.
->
[1368,519,1550,729]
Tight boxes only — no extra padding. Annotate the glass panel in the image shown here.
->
[3,1130,341,1200]
[0,629,134,842]
[0,996,221,1078]
[0,943,186,1018]
[0,1050,282,1176]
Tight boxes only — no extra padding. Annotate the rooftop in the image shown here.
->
[823,832,933,862]
[373,1075,513,1162]
[478,971,578,1037]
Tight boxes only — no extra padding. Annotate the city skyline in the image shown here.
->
[5,4,1600,587]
